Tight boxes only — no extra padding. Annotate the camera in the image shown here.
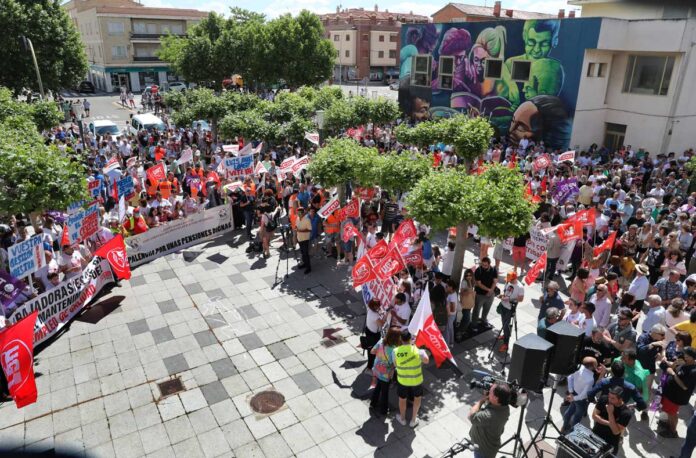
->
[468,370,527,408]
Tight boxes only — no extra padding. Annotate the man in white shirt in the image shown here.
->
[641,294,666,334]
[628,264,650,309]
[58,244,87,279]
[562,357,598,433]
[591,285,612,328]
[390,293,411,330]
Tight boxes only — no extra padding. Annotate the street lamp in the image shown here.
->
[19,36,45,100]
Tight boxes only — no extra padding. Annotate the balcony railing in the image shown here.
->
[130,32,186,39]
[133,56,161,62]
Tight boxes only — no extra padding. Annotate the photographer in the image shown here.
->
[469,382,512,458]
[496,272,524,353]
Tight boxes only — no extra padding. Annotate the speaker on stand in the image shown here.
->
[507,333,554,392]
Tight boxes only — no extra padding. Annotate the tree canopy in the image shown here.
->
[375,152,432,195]
[159,9,335,89]
[0,0,88,93]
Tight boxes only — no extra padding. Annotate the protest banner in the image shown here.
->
[337,198,360,221]
[222,155,254,178]
[254,161,268,176]
[364,277,397,308]
[88,179,101,199]
[304,132,319,145]
[554,178,580,204]
[279,156,296,172]
[96,234,131,280]
[342,222,361,243]
[318,197,340,219]
[125,206,234,267]
[533,154,551,172]
[8,235,45,279]
[409,286,454,368]
[178,148,193,165]
[238,142,253,156]
[118,195,127,223]
[222,144,239,154]
[352,255,376,289]
[559,150,576,163]
[356,187,376,201]
[103,156,119,174]
[66,202,100,245]
[146,163,166,183]
[116,176,134,199]
[8,257,115,345]
[525,253,547,285]
[67,200,86,215]
[0,311,39,408]
[526,226,549,260]
[0,270,26,315]
[374,246,406,281]
[291,156,310,177]
[126,157,137,168]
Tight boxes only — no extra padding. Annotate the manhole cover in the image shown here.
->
[158,377,185,398]
[249,390,285,414]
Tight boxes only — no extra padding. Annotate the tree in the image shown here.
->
[0,0,87,93]
[375,152,432,196]
[163,88,234,140]
[0,88,61,131]
[369,98,401,131]
[306,138,379,203]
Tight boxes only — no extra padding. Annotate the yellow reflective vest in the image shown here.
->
[395,344,423,386]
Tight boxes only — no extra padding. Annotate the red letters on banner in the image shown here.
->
[367,239,389,261]
[392,219,417,247]
[338,198,360,221]
[533,154,551,171]
[146,163,166,183]
[557,220,583,244]
[403,249,423,267]
[0,311,38,408]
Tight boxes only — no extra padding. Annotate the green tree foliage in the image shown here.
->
[306,138,379,202]
[323,97,400,134]
[406,169,475,231]
[0,95,87,216]
[376,152,432,195]
[0,88,61,131]
[159,9,334,89]
[0,0,88,93]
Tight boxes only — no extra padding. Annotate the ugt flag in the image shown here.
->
[408,285,455,368]
[95,234,131,280]
[0,311,39,408]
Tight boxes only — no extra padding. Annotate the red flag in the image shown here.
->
[146,163,166,184]
[556,220,583,243]
[593,231,617,257]
[0,311,39,408]
[95,234,131,280]
[342,222,360,243]
[352,256,376,289]
[533,154,551,172]
[540,176,548,193]
[374,246,406,281]
[367,239,389,261]
[392,219,417,247]
[525,252,547,285]
[112,180,119,201]
[338,198,360,221]
[566,208,596,227]
[408,285,454,368]
[60,224,69,247]
[403,249,423,267]
[524,182,542,203]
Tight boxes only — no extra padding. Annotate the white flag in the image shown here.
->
[118,195,127,223]
[317,196,340,219]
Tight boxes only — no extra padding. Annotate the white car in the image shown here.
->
[89,120,121,137]
[128,113,166,135]
[168,82,188,92]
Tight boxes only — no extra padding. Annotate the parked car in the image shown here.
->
[89,120,121,137]
[389,81,399,91]
[77,81,95,93]
[168,82,188,92]
[128,113,166,135]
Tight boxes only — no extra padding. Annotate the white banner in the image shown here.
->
[9,257,115,345]
[179,148,193,165]
[125,206,234,267]
[558,150,576,163]
[8,235,45,279]
[305,132,319,145]
[318,197,340,219]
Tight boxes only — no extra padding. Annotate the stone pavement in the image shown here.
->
[0,230,689,457]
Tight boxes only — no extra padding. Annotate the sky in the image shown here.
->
[140,0,578,20]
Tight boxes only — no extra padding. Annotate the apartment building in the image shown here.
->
[431,2,557,23]
[63,0,207,92]
[320,6,429,83]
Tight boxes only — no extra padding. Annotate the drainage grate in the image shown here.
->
[249,390,285,414]
[158,377,185,398]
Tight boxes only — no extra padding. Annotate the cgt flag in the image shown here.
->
[525,252,547,285]
[408,285,454,368]
[0,311,39,408]
[593,231,617,257]
[95,234,131,280]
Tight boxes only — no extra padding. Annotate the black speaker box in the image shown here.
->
[508,333,553,392]
[545,321,585,376]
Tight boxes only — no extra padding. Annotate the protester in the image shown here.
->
[395,330,429,427]
[591,386,632,455]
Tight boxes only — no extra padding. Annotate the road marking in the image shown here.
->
[112,101,137,113]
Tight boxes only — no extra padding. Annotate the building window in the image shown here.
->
[511,60,531,82]
[107,21,124,35]
[411,55,432,87]
[587,62,596,77]
[133,22,146,34]
[484,59,503,79]
[345,34,350,41]
[161,25,170,34]
[146,23,157,34]
[389,49,396,59]
[334,34,339,41]
[598,63,607,77]
[345,50,350,58]
[379,35,384,42]
[623,55,675,95]
[390,34,397,43]
[439,56,454,90]
[171,24,183,34]
[362,34,368,41]
[111,46,127,59]
[378,50,384,59]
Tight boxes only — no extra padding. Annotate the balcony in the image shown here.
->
[133,56,161,62]
[130,32,186,40]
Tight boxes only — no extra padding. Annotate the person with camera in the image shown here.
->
[468,382,512,458]
[496,271,524,353]
[591,386,632,455]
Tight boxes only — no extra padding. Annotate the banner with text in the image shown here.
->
[8,235,46,279]
[66,202,100,245]
[222,156,254,178]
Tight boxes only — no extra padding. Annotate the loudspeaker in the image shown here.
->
[508,333,553,392]
[545,321,585,376]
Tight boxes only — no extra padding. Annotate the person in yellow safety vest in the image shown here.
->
[394,329,429,427]
[323,210,341,259]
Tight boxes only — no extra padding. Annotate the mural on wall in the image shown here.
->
[399,18,601,150]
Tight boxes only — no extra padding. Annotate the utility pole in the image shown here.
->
[20,36,45,100]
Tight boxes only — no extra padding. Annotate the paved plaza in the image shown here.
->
[0,230,689,457]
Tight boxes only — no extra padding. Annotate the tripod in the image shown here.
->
[498,395,530,458]
[272,224,294,288]
[524,374,563,458]
[487,303,518,374]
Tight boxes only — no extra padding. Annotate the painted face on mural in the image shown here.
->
[412,97,431,121]
[525,28,553,60]
[471,45,489,83]
[508,101,538,145]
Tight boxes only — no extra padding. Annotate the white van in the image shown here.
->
[128,113,166,135]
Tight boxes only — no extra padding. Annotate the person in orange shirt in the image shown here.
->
[158,178,172,200]
[323,209,341,259]
[166,172,180,195]
[121,208,149,235]
[146,177,159,199]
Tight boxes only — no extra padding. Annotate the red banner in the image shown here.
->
[146,163,166,183]
[95,234,132,280]
[357,187,376,201]
[525,252,547,285]
[367,239,389,261]
[557,220,583,244]
[0,311,38,408]
[533,154,551,171]
[392,219,417,247]
[525,182,542,204]
[342,222,361,243]
[593,231,617,257]
[338,198,360,221]
[374,246,406,281]
[558,150,576,163]
[566,208,596,227]
[352,256,376,289]
[408,286,454,368]
[403,249,423,267]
